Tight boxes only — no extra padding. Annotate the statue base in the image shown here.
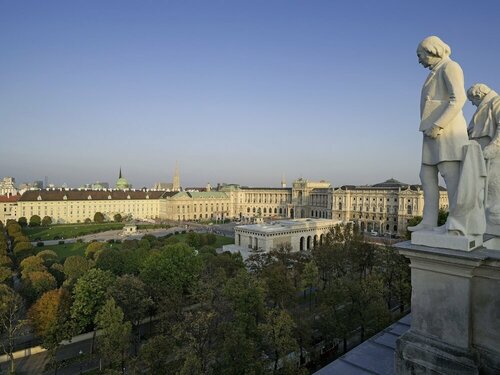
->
[486,222,500,237]
[411,229,482,251]
[395,241,500,375]
[396,331,480,374]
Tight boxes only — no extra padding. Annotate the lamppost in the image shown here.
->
[79,350,84,374]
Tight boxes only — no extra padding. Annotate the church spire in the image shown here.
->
[173,161,180,191]
[281,174,286,188]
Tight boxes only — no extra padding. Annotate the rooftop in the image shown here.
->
[235,218,340,234]
[314,314,410,375]
[18,190,171,201]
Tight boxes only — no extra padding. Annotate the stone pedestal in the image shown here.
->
[395,241,500,374]
[411,229,483,251]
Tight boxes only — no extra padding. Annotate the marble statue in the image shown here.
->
[408,36,469,232]
[467,83,500,234]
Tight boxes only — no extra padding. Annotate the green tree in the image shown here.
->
[136,335,174,374]
[0,267,12,284]
[186,232,200,248]
[95,298,131,371]
[36,249,59,267]
[71,268,115,333]
[301,260,319,311]
[18,217,28,227]
[140,243,202,299]
[0,255,13,269]
[42,216,52,226]
[224,269,265,337]
[85,241,106,259]
[29,214,42,227]
[0,285,26,374]
[375,245,411,313]
[113,213,122,223]
[49,263,66,287]
[63,255,92,281]
[13,241,35,260]
[28,288,72,371]
[262,263,296,308]
[259,308,299,374]
[94,212,105,223]
[205,233,217,245]
[109,275,152,353]
[21,270,57,303]
[95,248,128,275]
[20,256,46,278]
[173,310,217,374]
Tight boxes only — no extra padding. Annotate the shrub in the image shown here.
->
[37,242,44,247]
[94,212,105,223]
[13,241,35,260]
[29,215,42,227]
[85,242,106,259]
[84,218,92,224]
[41,216,52,226]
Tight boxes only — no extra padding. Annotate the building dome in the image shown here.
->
[115,168,130,190]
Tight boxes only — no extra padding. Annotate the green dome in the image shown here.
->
[115,168,130,189]
[116,177,129,189]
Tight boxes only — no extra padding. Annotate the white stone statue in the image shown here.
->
[467,83,500,234]
[408,36,469,232]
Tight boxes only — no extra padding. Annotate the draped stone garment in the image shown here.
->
[446,141,487,236]
[420,58,469,165]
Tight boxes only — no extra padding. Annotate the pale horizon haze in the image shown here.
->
[1,1,499,188]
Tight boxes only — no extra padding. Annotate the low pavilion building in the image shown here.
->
[230,218,340,255]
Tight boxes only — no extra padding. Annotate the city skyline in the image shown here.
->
[2,1,500,187]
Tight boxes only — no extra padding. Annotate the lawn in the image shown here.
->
[169,233,234,248]
[25,222,125,241]
[35,242,88,260]
[33,233,233,261]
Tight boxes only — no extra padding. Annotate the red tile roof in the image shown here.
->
[0,194,21,202]
[18,190,174,202]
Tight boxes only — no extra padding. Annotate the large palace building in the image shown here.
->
[0,172,448,236]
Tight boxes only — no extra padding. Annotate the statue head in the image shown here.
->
[417,36,451,69]
[467,84,492,107]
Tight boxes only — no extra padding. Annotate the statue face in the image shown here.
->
[469,94,483,107]
[417,48,440,69]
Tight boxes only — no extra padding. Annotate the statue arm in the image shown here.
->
[484,98,500,159]
[433,61,467,129]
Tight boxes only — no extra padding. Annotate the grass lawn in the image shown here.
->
[32,233,233,261]
[168,233,234,248]
[25,222,125,241]
[35,242,88,260]
[213,235,234,247]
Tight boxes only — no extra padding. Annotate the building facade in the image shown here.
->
[230,218,339,255]
[0,177,448,236]
[14,190,168,224]
[0,177,17,196]
[331,179,448,236]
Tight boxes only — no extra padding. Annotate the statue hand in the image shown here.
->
[425,125,442,139]
[484,144,499,159]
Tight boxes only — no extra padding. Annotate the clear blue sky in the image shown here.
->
[1,0,499,188]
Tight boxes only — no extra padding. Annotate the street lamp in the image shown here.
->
[79,350,83,375]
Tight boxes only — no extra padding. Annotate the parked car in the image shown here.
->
[370,230,378,236]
